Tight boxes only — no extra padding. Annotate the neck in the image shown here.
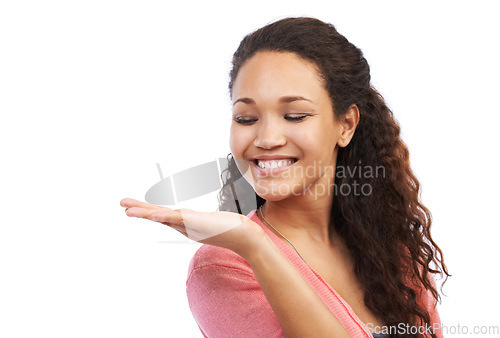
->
[258,189,336,246]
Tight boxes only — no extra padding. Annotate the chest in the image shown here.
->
[303,245,386,329]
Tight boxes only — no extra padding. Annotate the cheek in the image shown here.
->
[229,126,251,157]
[289,127,321,156]
[291,124,336,160]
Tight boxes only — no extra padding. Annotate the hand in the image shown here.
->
[120,198,265,257]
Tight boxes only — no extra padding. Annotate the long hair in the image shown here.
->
[217,17,450,337]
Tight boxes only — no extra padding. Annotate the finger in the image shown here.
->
[150,210,184,225]
[125,207,184,226]
[124,206,188,234]
[125,207,148,218]
[120,198,164,211]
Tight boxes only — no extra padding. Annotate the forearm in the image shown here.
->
[242,232,350,338]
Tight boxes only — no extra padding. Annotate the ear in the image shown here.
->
[337,104,360,148]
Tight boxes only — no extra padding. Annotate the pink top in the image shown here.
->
[186,209,443,337]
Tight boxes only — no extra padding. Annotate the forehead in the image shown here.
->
[232,51,325,101]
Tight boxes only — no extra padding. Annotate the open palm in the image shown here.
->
[120,198,264,257]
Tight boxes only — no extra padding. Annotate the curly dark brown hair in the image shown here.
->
[217,17,450,338]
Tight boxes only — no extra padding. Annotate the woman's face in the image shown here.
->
[230,51,343,201]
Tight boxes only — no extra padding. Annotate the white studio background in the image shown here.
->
[1,1,499,337]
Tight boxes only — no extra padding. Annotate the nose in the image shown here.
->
[253,118,286,149]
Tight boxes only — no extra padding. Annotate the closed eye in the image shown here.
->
[234,114,310,125]
[285,115,309,122]
[234,117,257,125]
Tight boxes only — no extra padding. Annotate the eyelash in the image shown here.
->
[234,115,309,125]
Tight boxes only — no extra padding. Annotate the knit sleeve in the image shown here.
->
[186,245,284,338]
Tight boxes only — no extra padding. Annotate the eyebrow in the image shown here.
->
[232,95,313,106]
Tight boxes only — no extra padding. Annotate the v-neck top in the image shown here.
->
[186,209,443,337]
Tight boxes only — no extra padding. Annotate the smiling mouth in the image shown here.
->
[252,158,298,169]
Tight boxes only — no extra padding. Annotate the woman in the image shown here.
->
[121,17,450,337]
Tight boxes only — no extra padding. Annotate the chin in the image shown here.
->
[257,193,287,202]
[253,183,298,201]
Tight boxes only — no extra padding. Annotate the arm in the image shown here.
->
[120,199,353,337]
[186,249,285,338]
[241,230,351,338]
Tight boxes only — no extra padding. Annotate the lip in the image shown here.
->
[251,158,298,176]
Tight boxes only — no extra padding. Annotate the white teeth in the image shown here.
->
[256,159,294,169]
